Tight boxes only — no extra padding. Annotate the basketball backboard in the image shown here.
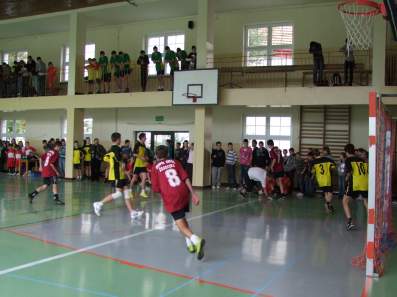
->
[384,0,397,40]
[172,69,219,105]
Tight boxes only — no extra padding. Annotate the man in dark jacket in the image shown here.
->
[211,141,226,189]
[309,41,324,86]
[91,138,106,181]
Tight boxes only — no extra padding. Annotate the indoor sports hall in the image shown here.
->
[0,1,397,296]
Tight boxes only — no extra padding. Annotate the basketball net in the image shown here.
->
[338,0,383,50]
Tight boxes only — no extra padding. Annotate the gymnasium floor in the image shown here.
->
[0,175,396,297]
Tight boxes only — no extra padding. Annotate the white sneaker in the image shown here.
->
[93,202,102,216]
[258,190,264,195]
[131,210,144,220]
[226,187,230,190]
[216,185,220,189]
[212,186,216,190]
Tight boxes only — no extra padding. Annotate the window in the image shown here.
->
[146,33,185,75]
[2,50,28,65]
[244,24,293,66]
[1,120,26,143]
[84,118,93,138]
[244,116,292,150]
[60,44,96,81]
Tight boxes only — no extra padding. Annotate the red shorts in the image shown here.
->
[7,159,15,168]
[15,159,21,168]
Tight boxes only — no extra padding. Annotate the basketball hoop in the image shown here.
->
[182,93,198,103]
[337,0,384,50]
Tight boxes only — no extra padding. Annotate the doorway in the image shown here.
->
[134,131,190,151]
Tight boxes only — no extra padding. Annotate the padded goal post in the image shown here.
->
[366,91,396,277]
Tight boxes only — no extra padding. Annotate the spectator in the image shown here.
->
[137,50,149,92]
[225,142,238,190]
[0,140,6,172]
[36,57,46,96]
[294,152,305,197]
[338,152,347,199]
[268,140,287,198]
[23,141,37,173]
[176,48,189,70]
[188,46,197,69]
[166,139,174,159]
[175,142,182,162]
[251,139,258,166]
[121,140,132,159]
[340,39,355,86]
[151,46,164,91]
[26,56,37,95]
[180,140,190,169]
[164,46,178,89]
[282,149,288,163]
[309,41,324,86]
[239,139,252,188]
[211,141,225,189]
[254,141,271,169]
[186,142,194,181]
[98,51,111,93]
[47,62,57,95]
[59,139,66,177]
[284,148,296,182]
[91,138,106,182]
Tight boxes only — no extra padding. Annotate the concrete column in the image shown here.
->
[193,107,213,187]
[372,16,387,89]
[65,107,84,179]
[196,0,215,68]
[68,12,86,96]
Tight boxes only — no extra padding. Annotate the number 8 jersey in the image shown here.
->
[151,159,190,213]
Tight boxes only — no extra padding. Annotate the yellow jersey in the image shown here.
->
[103,145,125,181]
[311,157,336,188]
[73,149,81,164]
[83,145,92,162]
[346,156,368,191]
[133,142,148,168]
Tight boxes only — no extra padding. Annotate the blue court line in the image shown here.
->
[159,261,226,297]
[7,273,119,297]
[249,255,306,297]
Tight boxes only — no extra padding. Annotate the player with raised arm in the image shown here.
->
[28,141,64,205]
[151,145,205,260]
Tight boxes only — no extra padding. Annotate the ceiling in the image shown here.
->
[0,0,337,39]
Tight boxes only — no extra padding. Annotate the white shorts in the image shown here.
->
[248,167,267,188]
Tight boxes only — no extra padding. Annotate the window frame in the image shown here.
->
[244,22,294,67]
[1,119,27,143]
[60,43,96,82]
[145,32,185,76]
[1,49,28,65]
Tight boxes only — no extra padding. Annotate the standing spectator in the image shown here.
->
[282,149,288,163]
[47,62,57,96]
[225,142,238,190]
[36,57,47,96]
[151,46,164,91]
[284,148,296,182]
[322,146,334,161]
[98,51,111,93]
[338,152,347,199]
[340,39,355,86]
[166,139,174,159]
[268,140,287,198]
[175,142,183,162]
[309,41,324,86]
[176,48,189,70]
[58,139,66,177]
[188,46,197,70]
[121,140,132,159]
[239,139,253,188]
[26,56,37,95]
[294,152,305,198]
[73,141,83,180]
[110,50,121,92]
[137,50,149,92]
[91,138,106,182]
[211,141,225,189]
[6,144,16,175]
[119,51,131,92]
[254,141,270,169]
[251,139,258,167]
[164,46,178,89]
[0,141,6,172]
[186,143,194,181]
[82,138,92,179]
[179,140,190,169]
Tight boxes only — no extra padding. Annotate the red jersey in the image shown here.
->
[270,148,284,173]
[151,159,189,213]
[23,146,36,157]
[7,148,15,159]
[15,149,22,160]
[41,150,59,178]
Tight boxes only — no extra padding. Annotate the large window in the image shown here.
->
[244,116,292,150]
[244,24,293,66]
[2,50,28,65]
[146,33,185,75]
[60,44,96,81]
[1,120,27,143]
[62,118,93,139]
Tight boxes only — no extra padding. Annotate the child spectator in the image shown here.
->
[59,139,66,177]
[175,142,183,162]
[211,141,225,189]
[294,152,305,198]
[164,46,178,89]
[186,143,194,181]
[338,152,347,199]
[110,50,121,92]
[268,140,287,198]
[239,139,252,188]
[99,51,111,93]
[15,145,22,175]
[176,48,189,70]
[151,46,164,91]
[180,140,190,169]
[119,51,131,92]
[137,50,149,92]
[6,144,16,175]
[284,148,296,182]
[188,46,197,69]
[254,141,270,169]
[73,141,83,180]
[251,139,258,167]
[47,62,57,95]
[225,142,238,190]
[85,59,96,94]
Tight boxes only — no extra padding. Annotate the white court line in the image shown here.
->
[0,200,253,277]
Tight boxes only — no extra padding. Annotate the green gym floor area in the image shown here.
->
[0,174,396,297]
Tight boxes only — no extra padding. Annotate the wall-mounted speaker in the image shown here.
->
[188,20,194,30]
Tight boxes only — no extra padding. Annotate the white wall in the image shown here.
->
[350,105,369,149]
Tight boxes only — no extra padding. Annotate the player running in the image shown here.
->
[342,144,368,231]
[93,132,144,220]
[311,149,336,213]
[151,145,205,260]
[28,141,65,205]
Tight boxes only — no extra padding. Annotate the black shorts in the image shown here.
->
[319,186,333,194]
[43,176,58,186]
[119,69,131,77]
[156,69,165,76]
[84,161,91,166]
[345,180,368,199]
[133,167,147,175]
[273,171,284,179]
[73,164,81,169]
[88,80,94,84]
[110,179,128,189]
[171,204,190,221]
[103,73,111,82]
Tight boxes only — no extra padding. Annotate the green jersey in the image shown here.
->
[110,55,120,69]
[122,53,130,69]
[151,51,164,71]
[99,56,109,73]
[164,50,178,70]
[176,50,187,61]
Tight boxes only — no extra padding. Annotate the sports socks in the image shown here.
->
[185,237,193,247]
[190,234,200,245]
[30,190,39,198]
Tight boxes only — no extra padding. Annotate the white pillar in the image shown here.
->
[65,107,84,179]
[372,16,387,89]
[196,0,215,68]
[68,12,86,96]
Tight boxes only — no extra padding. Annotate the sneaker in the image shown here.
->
[187,244,196,254]
[54,198,65,206]
[216,185,220,189]
[131,210,144,220]
[258,190,264,195]
[328,204,335,214]
[296,192,304,199]
[140,191,148,199]
[212,186,216,190]
[28,193,36,204]
[93,202,102,216]
[226,187,230,190]
[195,238,206,260]
[346,221,356,231]
[239,189,248,198]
